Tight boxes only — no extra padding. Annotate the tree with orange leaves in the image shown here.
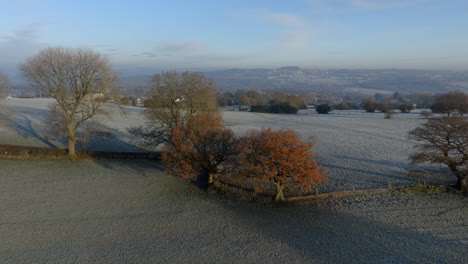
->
[236,128,327,202]
[162,114,238,185]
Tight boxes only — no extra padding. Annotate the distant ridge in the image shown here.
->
[277,66,301,71]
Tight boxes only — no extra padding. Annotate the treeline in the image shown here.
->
[217,90,308,114]
[357,91,468,116]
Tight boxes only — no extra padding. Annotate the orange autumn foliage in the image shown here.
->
[236,128,327,201]
[162,114,238,184]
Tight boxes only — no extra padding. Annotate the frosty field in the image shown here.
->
[1,98,466,263]
[1,98,454,192]
[1,159,467,263]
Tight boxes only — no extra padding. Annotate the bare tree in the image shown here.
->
[20,47,119,157]
[409,117,468,191]
[0,73,11,125]
[431,91,468,116]
[0,73,10,98]
[130,71,218,149]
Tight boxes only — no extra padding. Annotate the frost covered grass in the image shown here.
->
[1,98,453,192]
[1,98,147,152]
[1,99,467,262]
[1,159,467,263]
[223,109,452,192]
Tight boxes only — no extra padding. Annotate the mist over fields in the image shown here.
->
[8,67,468,98]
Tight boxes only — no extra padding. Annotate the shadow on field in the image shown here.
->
[4,105,148,153]
[336,155,410,169]
[216,200,467,263]
[77,127,148,153]
[328,155,454,186]
[92,159,165,175]
[5,111,57,148]
[318,155,411,182]
[319,161,409,186]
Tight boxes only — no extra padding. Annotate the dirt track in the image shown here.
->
[1,159,467,263]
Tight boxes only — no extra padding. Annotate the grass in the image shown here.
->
[401,184,452,194]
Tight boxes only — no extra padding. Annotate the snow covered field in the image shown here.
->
[1,98,452,192]
[1,159,467,263]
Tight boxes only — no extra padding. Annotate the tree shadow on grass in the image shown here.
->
[3,112,57,148]
[3,105,151,153]
[324,155,454,186]
[211,198,468,263]
[76,128,149,152]
[91,159,165,176]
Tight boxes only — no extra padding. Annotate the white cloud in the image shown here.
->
[154,41,205,56]
[232,9,303,26]
[347,0,423,10]
[260,11,303,26]
[279,30,310,52]
[307,0,424,14]
[0,23,47,68]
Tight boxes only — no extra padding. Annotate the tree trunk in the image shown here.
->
[208,173,216,185]
[274,182,286,202]
[67,133,76,158]
[448,164,467,191]
[457,176,468,192]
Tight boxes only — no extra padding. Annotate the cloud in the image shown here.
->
[141,52,159,58]
[259,11,303,26]
[155,41,205,56]
[138,41,205,59]
[135,40,246,68]
[279,30,310,52]
[308,0,424,14]
[232,9,303,26]
[0,23,47,68]
[346,0,424,10]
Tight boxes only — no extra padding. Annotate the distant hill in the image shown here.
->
[205,67,468,95]
[14,67,467,97]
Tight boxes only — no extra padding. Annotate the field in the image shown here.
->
[1,159,467,263]
[1,98,467,263]
[2,98,454,192]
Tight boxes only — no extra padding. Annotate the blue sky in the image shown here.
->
[1,0,467,72]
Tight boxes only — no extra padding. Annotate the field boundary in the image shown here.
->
[0,144,161,160]
[287,188,390,202]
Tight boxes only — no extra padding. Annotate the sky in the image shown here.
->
[1,0,468,74]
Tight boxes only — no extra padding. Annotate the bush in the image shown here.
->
[384,110,395,119]
[316,104,332,114]
[362,98,377,112]
[420,110,432,118]
[250,102,298,114]
[398,103,415,113]
[377,102,390,113]
[334,102,350,110]
[250,105,270,113]
[268,102,298,114]
[119,97,130,105]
